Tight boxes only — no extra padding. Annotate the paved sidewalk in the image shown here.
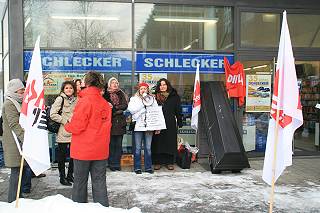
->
[0,157,320,212]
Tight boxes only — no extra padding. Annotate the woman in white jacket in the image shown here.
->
[128,82,158,174]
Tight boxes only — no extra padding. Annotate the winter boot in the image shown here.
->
[58,162,71,186]
[60,175,72,186]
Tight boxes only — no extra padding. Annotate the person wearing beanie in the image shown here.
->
[103,77,128,171]
[127,82,159,174]
[2,79,32,202]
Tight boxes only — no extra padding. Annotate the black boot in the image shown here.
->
[58,161,71,186]
[66,158,74,183]
[66,173,74,183]
[60,175,72,186]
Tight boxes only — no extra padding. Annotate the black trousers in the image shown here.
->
[57,143,73,178]
[152,153,175,165]
[8,166,30,203]
[72,159,109,207]
[108,135,123,169]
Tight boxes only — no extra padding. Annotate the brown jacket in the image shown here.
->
[50,93,77,143]
[2,99,24,167]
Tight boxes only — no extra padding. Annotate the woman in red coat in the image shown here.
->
[65,71,112,207]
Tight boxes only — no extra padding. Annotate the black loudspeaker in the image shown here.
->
[198,81,250,173]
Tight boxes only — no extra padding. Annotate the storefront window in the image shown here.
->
[23,0,132,49]
[296,61,320,151]
[242,60,320,154]
[241,12,280,47]
[135,4,233,51]
[287,14,320,48]
[242,60,273,153]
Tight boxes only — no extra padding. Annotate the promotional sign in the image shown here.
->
[246,75,272,112]
[24,51,234,74]
[43,73,85,95]
[136,52,234,73]
[24,51,132,73]
[139,73,167,89]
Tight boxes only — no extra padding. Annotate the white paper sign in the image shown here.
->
[136,106,166,131]
[316,103,320,109]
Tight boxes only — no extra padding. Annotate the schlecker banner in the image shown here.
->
[24,50,234,74]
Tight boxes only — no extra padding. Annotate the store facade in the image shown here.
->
[1,0,320,155]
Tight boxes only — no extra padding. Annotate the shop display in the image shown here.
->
[300,77,320,133]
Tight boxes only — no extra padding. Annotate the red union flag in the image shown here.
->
[20,36,50,176]
[191,63,201,131]
[262,11,303,185]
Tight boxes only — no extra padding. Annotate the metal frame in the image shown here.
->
[6,0,320,82]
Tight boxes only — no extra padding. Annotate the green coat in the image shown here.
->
[2,99,24,168]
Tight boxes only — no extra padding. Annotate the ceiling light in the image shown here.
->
[154,17,218,23]
[253,65,268,69]
[51,15,119,21]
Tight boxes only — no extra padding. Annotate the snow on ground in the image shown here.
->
[0,194,141,213]
[1,167,320,212]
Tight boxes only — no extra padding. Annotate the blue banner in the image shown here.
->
[136,52,234,73]
[24,51,132,73]
[24,51,233,73]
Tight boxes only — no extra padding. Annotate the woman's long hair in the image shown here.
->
[155,78,173,94]
[60,81,76,96]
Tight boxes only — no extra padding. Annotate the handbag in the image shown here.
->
[176,145,192,169]
[46,96,64,133]
[128,121,136,131]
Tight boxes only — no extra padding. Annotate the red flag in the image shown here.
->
[224,57,246,106]
[262,11,303,185]
[191,63,201,131]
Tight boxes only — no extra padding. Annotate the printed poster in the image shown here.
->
[139,73,167,91]
[246,75,272,112]
[43,73,85,95]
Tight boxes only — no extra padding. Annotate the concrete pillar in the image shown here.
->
[204,8,217,50]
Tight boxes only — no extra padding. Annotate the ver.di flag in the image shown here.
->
[191,63,201,131]
[20,36,50,176]
[262,11,303,185]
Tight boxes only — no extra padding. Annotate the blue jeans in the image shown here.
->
[134,131,153,171]
[22,164,32,193]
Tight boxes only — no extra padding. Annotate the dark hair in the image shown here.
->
[74,79,82,85]
[84,71,104,89]
[60,81,76,96]
[155,78,173,93]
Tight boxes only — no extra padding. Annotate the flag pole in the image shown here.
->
[269,107,281,213]
[15,156,25,208]
[269,56,283,212]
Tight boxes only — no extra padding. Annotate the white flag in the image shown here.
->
[20,36,50,176]
[191,63,201,131]
[262,11,303,185]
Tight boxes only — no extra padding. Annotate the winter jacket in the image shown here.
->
[1,99,24,167]
[65,87,112,160]
[103,90,128,135]
[127,95,158,131]
[152,89,183,156]
[50,93,77,143]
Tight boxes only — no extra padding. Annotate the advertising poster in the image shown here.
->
[246,75,272,112]
[139,73,167,90]
[43,73,85,95]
